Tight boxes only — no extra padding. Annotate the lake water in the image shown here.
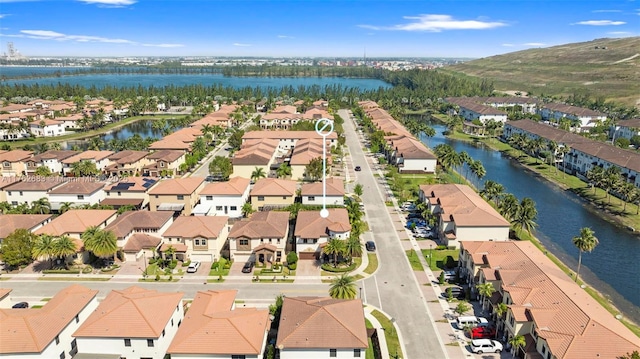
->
[423,124,640,324]
[61,119,181,150]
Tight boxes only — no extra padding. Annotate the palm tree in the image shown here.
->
[83,227,118,259]
[32,234,56,265]
[508,335,526,359]
[353,183,363,197]
[603,166,621,204]
[619,182,636,212]
[323,238,345,268]
[276,163,292,179]
[251,167,266,183]
[481,180,505,206]
[34,166,53,177]
[51,235,77,267]
[241,202,254,218]
[30,197,51,214]
[344,235,363,264]
[586,167,605,195]
[512,197,538,236]
[494,302,508,337]
[458,151,472,180]
[329,273,358,299]
[572,227,599,282]
[557,144,570,177]
[59,202,74,214]
[469,160,486,188]
[476,282,495,311]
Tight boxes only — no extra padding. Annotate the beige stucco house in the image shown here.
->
[148,177,206,216]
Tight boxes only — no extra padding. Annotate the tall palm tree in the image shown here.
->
[469,160,486,188]
[458,151,472,180]
[494,302,508,337]
[30,197,51,214]
[34,166,53,177]
[572,227,599,283]
[512,197,538,236]
[586,167,605,195]
[32,234,56,264]
[508,335,526,359]
[603,166,621,204]
[83,228,118,259]
[59,202,74,214]
[344,235,363,265]
[51,235,77,266]
[241,202,254,218]
[476,282,495,310]
[329,273,358,299]
[251,167,266,183]
[323,239,345,268]
[276,163,292,179]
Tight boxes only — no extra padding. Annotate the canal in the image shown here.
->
[421,124,640,324]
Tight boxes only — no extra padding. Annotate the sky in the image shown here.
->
[0,0,638,58]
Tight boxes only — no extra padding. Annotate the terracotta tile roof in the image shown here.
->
[200,176,250,196]
[295,209,351,239]
[290,138,325,165]
[4,176,67,192]
[446,98,508,115]
[617,118,640,129]
[461,240,640,358]
[250,178,296,196]
[419,184,510,227]
[229,211,290,239]
[29,118,62,126]
[232,139,278,165]
[105,211,174,239]
[253,243,277,252]
[30,150,79,162]
[300,178,345,196]
[107,150,149,164]
[149,177,205,195]
[0,285,98,354]
[61,150,113,164]
[0,288,11,300]
[73,286,183,339]
[0,176,21,190]
[167,290,270,355]
[541,103,605,117]
[276,297,368,350]
[122,233,162,252]
[0,150,33,162]
[0,214,52,239]
[148,138,191,150]
[35,209,117,236]
[48,179,105,195]
[163,216,228,239]
[272,105,298,114]
[146,150,184,162]
[103,177,159,192]
[390,136,436,160]
[242,130,337,141]
[99,198,144,207]
[160,243,187,252]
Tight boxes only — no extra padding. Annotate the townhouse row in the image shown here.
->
[0,286,369,359]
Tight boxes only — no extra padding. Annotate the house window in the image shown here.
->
[239,239,249,246]
[282,196,287,200]
[232,356,246,359]
[354,349,361,357]
[147,339,154,347]
[71,338,77,350]
[195,239,200,245]
[216,206,223,211]
[308,196,315,201]
[117,191,121,196]
[124,338,131,347]
[55,335,60,344]
[257,196,265,201]
[200,239,207,246]
[59,352,65,359]
[230,205,237,211]
[11,201,17,206]
[2,162,9,168]
[155,195,159,198]
[330,349,337,357]
[19,191,23,196]
[206,196,213,200]
[171,318,174,326]
[162,329,165,337]
[75,315,79,323]
[77,195,84,200]
[177,195,184,200]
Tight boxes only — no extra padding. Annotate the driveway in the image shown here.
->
[230,260,252,276]
[296,260,321,276]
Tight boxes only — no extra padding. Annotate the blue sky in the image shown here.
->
[0,0,638,58]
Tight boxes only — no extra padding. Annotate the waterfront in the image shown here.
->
[423,124,640,324]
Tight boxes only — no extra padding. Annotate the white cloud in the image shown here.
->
[233,43,252,47]
[592,9,622,13]
[573,20,626,25]
[608,31,631,34]
[502,43,515,47]
[0,14,9,18]
[1,29,183,48]
[77,0,136,6]
[523,42,545,46]
[359,14,507,32]
[277,35,295,39]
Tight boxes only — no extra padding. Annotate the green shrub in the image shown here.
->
[211,261,219,270]
[436,245,448,250]
[321,262,357,272]
[273,263,280,270]
[82,266,93,274]
[149,258,158,265]
[182,260,191,267]
[43,269,81,274]
[288,263,297,270]
[169,260,178,269]
[218,257,227,270]
[439,271,445,285]
[155,274,160,281]
[286,252,298,265]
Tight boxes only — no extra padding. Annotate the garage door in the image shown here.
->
[299,252,316,260]
[190,253,213,262]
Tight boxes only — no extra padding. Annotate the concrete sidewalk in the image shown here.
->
[364,305,392,359]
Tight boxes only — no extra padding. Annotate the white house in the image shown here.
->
[276,297,368,359]
[73,286,184,359]
[386,135,437,173]
[168,290,270,359]
[199,176,251,218]
[24,150,79,176]
[0,285,99,359]
[300,178,345,206]
[294,208,351,260]
[538,103,607,130]
[61,150,113,176]
[613,119,640,142]
[161,216,230,262]
[47,179,106,211]
[29,119,65,137]
[4,176,67,206]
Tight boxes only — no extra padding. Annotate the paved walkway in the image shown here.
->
[364,305,392,359]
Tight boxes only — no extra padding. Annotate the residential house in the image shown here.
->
[167,290,270,359]
[445,97,509,123]
[47,179,106,211]
[102,176,159,209]
[161,216,229,262]
[242,131,338,151]
[0,285,99,359]
[73,286,184,359]
[61,150,113,176]
[104,211,174,262]
[24,150,78,176]
[294,208,351,260]
[148,177,206,216]
[0,114,30,141]
[300,178,345,206]
[0,288,11,308]
[385,135,437,173]
[249,178,297,211]
[289,138,326,180]
[276,297,368,359]
[231,138,280,179]
[105,150,150,177]
[0,103,34,113]
[143,150,186,177]
[0,150,33,177]
[228,211,290,264]
[614,118,640,142]
[538,102,607,130]
[0,176,22,203]
[418,184,510,248]
[198,176,251,218]
[148,138,192,152]
[459,240,640,359]
[0,214,53,242]
[29,119,65,137]
[4,176,67,206]
[55,113,86,131]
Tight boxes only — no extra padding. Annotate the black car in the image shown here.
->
[365,241,376,252]
[354,166,362,171]
[406,213,423,219]
[242,261,254,273]
[441,286,466,300]
[12,302,29,309]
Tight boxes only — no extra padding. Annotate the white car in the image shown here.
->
[470,339,503,354]
[186,261,201,273]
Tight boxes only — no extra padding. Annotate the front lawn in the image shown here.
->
[406,250,424,271]
[370,309,403,359]
[363,253,378,275]
[421,248,459,271]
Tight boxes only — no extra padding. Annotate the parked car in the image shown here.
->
[354,166,362,171]
[444,270,457,282]
[12,302,29,309]
[186,261,201,273]
[242,261,255,273]
[441,286,465,300]
[406,213,423,220]
[471,326,496,339]
[470,339,503,354]
[365,241,376,252]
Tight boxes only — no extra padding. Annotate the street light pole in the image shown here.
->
[429,244,433,269]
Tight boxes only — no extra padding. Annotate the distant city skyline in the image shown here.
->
[0,0,638,59]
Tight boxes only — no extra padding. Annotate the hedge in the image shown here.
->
[321,262,357,273]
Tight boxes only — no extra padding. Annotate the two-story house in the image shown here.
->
[300,178,345,206]
[101,177,159,210]
[104,211,174,262]
[61,151,113,176]
[198,176,251,218]
[24,150,78,176]
[0,214,53,243]
[73,286,184,359]
[47,179,106,211]
[148,177,206,216]
[0,150,33,177]
[4,176,67,206]
[0,285,99,359]
[228,211,290,264]
[249,178,297,211]
[105,150,151,177]
[294,208,351,260]
[29,119,65,137]
[161,216,230,263]
[143,150,186,177]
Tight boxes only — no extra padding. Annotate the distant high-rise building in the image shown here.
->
[3,42,27,60]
